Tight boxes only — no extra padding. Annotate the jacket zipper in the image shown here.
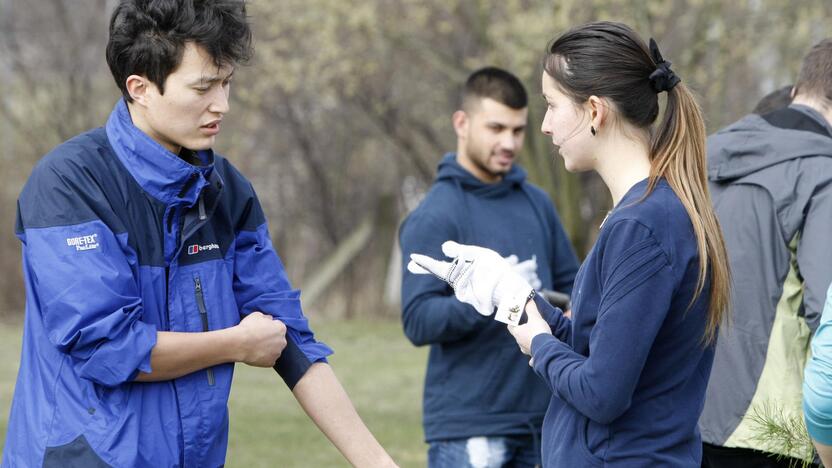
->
[193,275,215,386]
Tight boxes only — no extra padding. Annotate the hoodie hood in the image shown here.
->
[708,104,832,183]
[436,152,527,196]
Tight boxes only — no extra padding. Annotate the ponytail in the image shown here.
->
[647,83,731,344]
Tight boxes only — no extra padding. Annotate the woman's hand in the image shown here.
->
[407,241,533,324]
[508,301,552,358]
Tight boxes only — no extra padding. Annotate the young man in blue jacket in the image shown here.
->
[399,67,579,467]
[1,1,396,467]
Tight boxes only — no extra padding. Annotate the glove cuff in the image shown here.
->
[494,287,535,325]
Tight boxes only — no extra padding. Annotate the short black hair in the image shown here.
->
[106,0,253,101]
[462,67,528,111]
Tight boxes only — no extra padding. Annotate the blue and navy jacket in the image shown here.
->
[530,178,714,467]
[2,99,331,468]
[399,153,579,442]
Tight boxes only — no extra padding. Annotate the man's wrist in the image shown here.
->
[223,326,247,363]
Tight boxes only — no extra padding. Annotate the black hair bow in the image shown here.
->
[648,38,681,93]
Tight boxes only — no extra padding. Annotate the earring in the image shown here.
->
[590,126,596,136]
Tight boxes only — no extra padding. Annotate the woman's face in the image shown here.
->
[540,72,595,172]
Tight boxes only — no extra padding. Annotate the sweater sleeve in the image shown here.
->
[533,293,571,343]
[399,209,490,346]
[529,220,673,424]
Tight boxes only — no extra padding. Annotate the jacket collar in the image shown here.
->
[105,99,214,206]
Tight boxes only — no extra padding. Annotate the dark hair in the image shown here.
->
[106,0,253,101]
[462,66,528,111]
[752,85,793,115]
[794,38,832,103]
[543,21,730,344]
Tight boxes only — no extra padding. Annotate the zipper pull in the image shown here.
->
[194,276,202,292]
[198,196,206,221]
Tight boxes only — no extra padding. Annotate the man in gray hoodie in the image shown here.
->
[700,39,832,467]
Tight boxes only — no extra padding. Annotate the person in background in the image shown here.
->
[752,84,794,115]
[700,38,832,468]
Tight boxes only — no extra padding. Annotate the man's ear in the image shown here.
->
[452,110,469,140]
[126,75,152,106]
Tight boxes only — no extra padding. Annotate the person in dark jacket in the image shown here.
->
[409,22,732,467]
[701,38,832,468]
[399,67,579,467]
[1,2,397,467]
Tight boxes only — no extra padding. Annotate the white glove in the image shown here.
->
[407,241,534,325]
[506,255,542,291]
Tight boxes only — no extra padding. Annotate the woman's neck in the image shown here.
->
[595,131,652,207]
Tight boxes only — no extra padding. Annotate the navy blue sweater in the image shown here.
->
[399,153,579,442]
[530,178,715,467]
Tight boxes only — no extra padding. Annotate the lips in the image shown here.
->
[200,119,221,136]
[495,152,514,166]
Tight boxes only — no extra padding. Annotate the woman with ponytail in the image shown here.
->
[408,21,730,466]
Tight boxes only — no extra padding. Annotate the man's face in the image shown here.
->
[130,42,234,154]
[456,98,528,183]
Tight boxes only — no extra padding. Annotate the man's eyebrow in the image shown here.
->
[188,70,235,86]
[486,121,526,130]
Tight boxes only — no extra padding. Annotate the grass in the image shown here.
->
[0,317,429,467]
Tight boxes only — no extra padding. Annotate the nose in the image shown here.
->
[541,109,552,136]
[209,85,230,115]
[501,131,516,152]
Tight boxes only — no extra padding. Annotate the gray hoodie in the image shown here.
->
[700,104,832,456]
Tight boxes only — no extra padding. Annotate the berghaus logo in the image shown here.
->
[66,233,99,251]
[188,243,220,255]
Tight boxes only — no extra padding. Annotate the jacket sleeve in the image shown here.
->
[797,184,832,331]
[17,159,157,388]
[399,209,490,346]
[231,184,332,388]
[529,220,672,424]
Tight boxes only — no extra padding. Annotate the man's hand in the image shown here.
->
[408,241,533,324]
[506,254,542,290]
[235,311,287,367]
[508,301,552,360]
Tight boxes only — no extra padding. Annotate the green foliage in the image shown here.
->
[747,401,816,467]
